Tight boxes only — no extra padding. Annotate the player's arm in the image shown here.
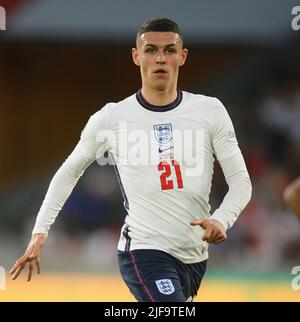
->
[191,153,251,244]
[10,107,109,281]
[210,152,252,231]
[209,99,252,234]
[191,98,252,244]
[9,145,95,281]
[283,177,300,219]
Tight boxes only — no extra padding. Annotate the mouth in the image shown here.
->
[154,69,167,74]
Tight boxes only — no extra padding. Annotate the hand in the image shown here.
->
[9,233,47,282]
[190,219,227,244]
[283,177,300,219]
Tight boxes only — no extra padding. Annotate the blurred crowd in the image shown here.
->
[209,57,300,272]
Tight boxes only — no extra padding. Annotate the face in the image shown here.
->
[132,31,188,92]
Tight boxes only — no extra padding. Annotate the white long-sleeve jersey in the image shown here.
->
[32,90,252,264]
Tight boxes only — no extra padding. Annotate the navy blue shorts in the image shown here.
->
[118,249,207,302]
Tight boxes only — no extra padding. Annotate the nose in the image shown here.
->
[156,50,166,64]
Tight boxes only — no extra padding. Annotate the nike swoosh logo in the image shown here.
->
[158,146,174,153]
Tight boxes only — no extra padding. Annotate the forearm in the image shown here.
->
[210,152,252,230]
[32,143,95,234]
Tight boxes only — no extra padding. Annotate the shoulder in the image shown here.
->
[182,91,225,110]
[81,93,136,137]
[92,92,136,119]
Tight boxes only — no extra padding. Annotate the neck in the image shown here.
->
[141,86,178,106]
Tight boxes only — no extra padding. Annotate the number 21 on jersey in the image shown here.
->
[158,160,184,190]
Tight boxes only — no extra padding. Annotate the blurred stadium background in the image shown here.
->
[0,0,300,301]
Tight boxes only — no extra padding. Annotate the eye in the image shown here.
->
[145,47,156,53]
[165,48,176,53]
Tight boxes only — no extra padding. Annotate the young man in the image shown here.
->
[10,18,252,302]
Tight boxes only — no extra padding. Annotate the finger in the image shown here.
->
[11,263,26,280]
[212,236,227,244]
[202,227,213,241]
[204,226,223,242]
[10,258,23,274]
[208,230,227,244]
[29,252,38,261]
[203,235,213,242]
[9,262,19,275]
[190,220,203,226]
[10,256,27,275]
[191,220,207,229]
[27,261,33,282]
[35,257,41,275]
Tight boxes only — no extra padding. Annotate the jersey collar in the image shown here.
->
[136,89,183,112]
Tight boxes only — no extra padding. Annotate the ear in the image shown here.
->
[132,48,140,66]
[179,48,188,66]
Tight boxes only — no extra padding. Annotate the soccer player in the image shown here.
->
[283,177,300,219]
[10,18,252,302]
